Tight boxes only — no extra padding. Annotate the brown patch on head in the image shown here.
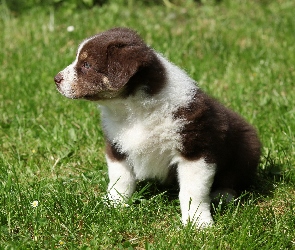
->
[66,27,166,100]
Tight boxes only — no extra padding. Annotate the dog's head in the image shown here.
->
[54,27,165,101]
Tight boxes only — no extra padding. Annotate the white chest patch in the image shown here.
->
[121,114,182,180]
[101,100,185,181]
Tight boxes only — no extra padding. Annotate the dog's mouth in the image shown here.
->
[55,83,80,99]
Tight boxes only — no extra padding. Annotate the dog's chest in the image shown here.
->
[101,104,184,181]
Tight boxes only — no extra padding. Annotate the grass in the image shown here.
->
[0,0,295,248]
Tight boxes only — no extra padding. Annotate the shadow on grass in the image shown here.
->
[132,180,180,204]
[251,149,295,197]
[131,153,292,214]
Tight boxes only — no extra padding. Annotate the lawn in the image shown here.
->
[0,0,294,249]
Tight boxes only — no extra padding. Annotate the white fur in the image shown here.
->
[177,157,216,228]
[106,156,136,201]
[57,64,77,98]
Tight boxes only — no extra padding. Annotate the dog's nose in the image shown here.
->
[54,73,63,84]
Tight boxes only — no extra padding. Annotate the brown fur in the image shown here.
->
[174,90,261,190]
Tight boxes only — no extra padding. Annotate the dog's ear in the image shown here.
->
[107,43,152,90]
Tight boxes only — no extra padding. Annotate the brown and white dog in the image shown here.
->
[54,27,261,228]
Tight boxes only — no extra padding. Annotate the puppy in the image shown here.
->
[54,27,261,228]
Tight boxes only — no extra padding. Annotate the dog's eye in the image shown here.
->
[83,62,91,69]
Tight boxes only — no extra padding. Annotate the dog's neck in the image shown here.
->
[97,54,198,120]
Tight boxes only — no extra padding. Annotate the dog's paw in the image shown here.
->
[182,213,214,229]
[195,216,214,229]
[108,201,130,208]
[103,193,130,208]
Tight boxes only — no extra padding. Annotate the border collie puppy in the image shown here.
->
[54,27,261,228]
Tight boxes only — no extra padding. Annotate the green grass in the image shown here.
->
[1,0,295,249]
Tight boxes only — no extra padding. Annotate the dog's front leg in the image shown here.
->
[177,157,216,228]
[106,156,136,203]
